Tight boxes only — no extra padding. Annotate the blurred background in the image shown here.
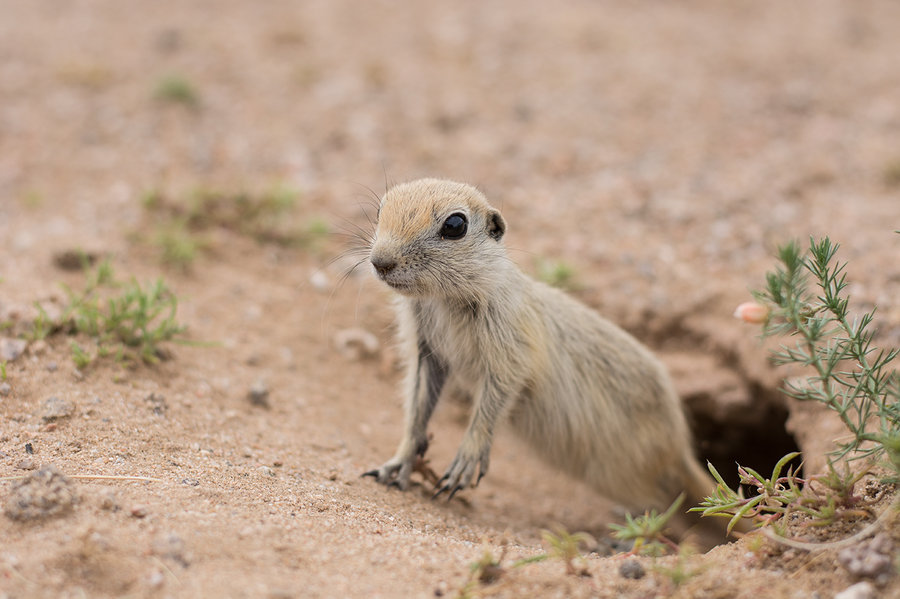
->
[1,3,899,595]
[2,0,899,488]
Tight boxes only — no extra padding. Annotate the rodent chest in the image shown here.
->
[415,301,488,376]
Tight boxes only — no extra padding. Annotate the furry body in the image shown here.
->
[364,179,714,510]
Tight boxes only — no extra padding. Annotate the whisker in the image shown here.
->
[335,257,370,290]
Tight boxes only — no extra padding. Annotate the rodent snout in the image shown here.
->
[371,255,398,277]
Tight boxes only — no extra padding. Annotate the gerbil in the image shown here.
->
[363,178,717,515]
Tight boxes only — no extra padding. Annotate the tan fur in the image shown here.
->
[364,178,717,513]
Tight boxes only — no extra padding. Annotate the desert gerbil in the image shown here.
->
[363,178,716,514]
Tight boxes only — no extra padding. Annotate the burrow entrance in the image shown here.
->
[684,382,803,491]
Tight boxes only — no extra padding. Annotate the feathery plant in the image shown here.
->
[761,237,899,468]
[696,236,899,528]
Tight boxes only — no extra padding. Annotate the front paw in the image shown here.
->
[433,446,490,500]
[362,454,415,490]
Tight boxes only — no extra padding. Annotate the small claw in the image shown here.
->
[432,485,449,500]
[447,485,463,501]
[388,480,402,489]
[476,471,486,486]
[361,469,379,478]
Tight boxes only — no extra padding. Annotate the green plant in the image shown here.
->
[652,545,702,588]
[22,191,43,208]
[541,526,593,575]
[154,74,199,106]
[27,303,52,341]
[536,259,579,290]
[303,216,331,251]
[455,544,547,598]
[70,342,93,370]
[141,189,163,210]
[155,219,203,270]
[691,454,802,533]
[758,238,899,467]
[61,261,187,366]
[140,186,324,263]
[702,236,900,531]
[1,360,7,381]
[610,494,684,555]
[469,547,504,586]
[795,462,872,526]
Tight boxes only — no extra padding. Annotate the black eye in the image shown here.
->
[440,213,467,240]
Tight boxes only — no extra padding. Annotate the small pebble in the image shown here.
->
[16,458,36,470]
[838,533,894,583]
[52,248,98,271]
[0,337,27,362]
[4,465,78,521]
[99,491,119,511]
[41,396,74,421]
[333,327,380,361]
[309,270,330,291]
[257,466,275,477]
[619,559,645,580]
[248,380,270,407]
[152,532,189,566]
[46,361,58,372]
[0,382,11,396]
[145,393,168,416]
[147,570,165,588]
[181,478,200,486]
[834,581,875,599]
[130,505,149,518]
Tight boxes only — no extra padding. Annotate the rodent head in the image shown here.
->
[370,178,507,300]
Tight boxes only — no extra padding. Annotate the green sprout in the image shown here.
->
[154,74,199,107]
[536,259,579,291]
[610,494,684,556]
[541,526,594,575]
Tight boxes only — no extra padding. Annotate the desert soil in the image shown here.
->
[1,1,899,598]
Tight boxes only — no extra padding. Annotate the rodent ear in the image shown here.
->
[487,209,506,241]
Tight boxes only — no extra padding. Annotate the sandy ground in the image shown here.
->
[1,1,899,597]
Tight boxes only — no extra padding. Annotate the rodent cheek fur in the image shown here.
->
[372,217,495,299]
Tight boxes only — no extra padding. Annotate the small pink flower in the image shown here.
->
[734,302,769,324]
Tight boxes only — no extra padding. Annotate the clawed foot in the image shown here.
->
[432,447,490,500]
[362,455,415,490]
[363,437,432,490]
